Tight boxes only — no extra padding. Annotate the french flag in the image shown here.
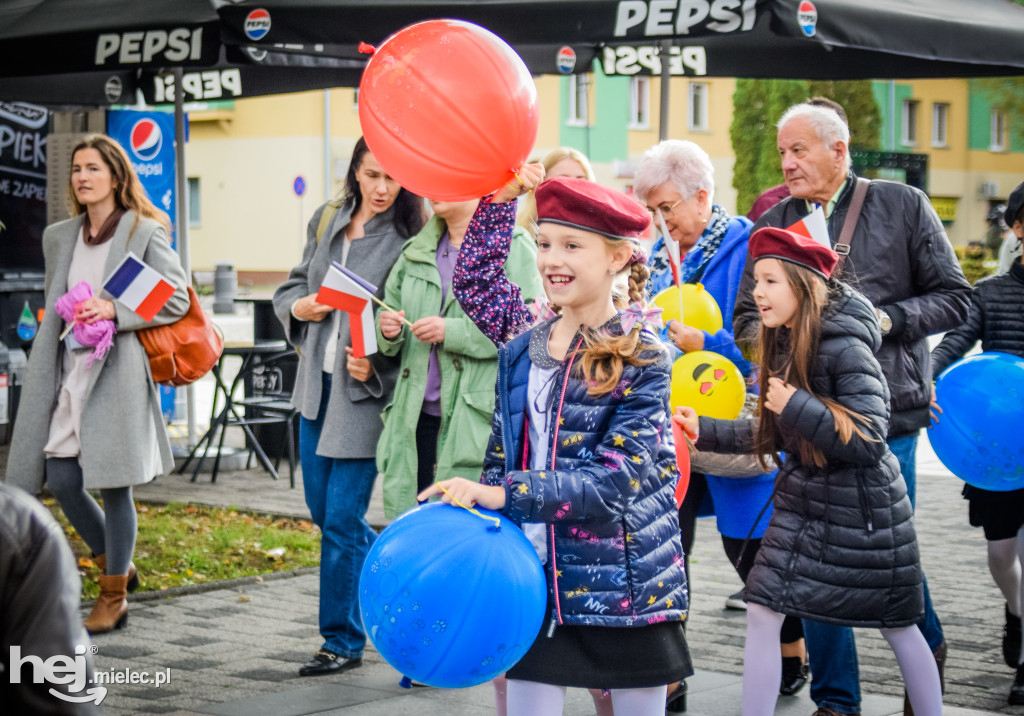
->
[103,252,176,322]
[787,206,830,249]
[316,262,378,358]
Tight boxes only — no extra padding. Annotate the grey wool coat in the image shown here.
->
[5,212,190,492]
[697,286,923,628]
[272,199,404,459]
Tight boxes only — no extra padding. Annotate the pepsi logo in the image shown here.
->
[130,119,163,161]
[556,46,577,74]
[244,9,272,41]
[797,0,818,37]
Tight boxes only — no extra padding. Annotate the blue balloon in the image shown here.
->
[359,502,547,687]
[928,352,1024,491]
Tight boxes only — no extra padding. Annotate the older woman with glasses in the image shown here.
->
[634,140,809,703]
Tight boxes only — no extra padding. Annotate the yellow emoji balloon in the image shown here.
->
[653,284,723,333]
[670,351,746,420]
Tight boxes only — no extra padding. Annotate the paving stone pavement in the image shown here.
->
[0,433,1019,715]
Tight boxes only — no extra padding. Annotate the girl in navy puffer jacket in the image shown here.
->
[421,172,690,716]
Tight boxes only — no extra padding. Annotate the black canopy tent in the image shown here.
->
[217,0,1024,78]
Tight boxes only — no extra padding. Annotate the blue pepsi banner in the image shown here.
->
[107,110,178,248]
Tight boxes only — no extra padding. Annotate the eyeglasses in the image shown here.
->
[646,198,684,220]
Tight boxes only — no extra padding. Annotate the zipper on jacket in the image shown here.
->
[545,338,583,630]
[856,471,874,533]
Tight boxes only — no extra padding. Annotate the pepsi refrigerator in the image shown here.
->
[108,109,180,419]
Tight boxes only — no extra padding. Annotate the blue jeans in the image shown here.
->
[805,434,945,713]
[299,373,378,659]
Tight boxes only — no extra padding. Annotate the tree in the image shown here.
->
[807,80,881,150]
[730,79,882,215]
[973,77,1024,149]
[730,79,807,214]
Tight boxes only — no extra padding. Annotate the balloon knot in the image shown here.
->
[399,675,413,689]
[358,42,376,55]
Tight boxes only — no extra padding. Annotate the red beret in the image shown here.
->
[749,226,839,280]
[535,176,651,242]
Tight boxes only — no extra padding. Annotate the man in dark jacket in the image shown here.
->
[0,483,99,714]
[733,102,971,716]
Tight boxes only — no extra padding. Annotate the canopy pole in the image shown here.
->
[323,90,331,202]
[172,68,197,450]
[659,40,672,142]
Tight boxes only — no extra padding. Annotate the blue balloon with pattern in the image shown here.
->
[928,352,1024,491]
[359,502,547,687]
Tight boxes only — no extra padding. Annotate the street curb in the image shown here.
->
[81,566,320,608]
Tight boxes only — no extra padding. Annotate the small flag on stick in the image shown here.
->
[786,205,830,249]
[317,262,380,358]
[103,252,176,322]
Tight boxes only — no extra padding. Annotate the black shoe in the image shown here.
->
[1005,604,1022,669]
[1010,663,1024,705]
[298,649,362,677]
[780,656,810,696]
[667,680,687,712]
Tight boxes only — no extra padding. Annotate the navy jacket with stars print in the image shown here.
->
[456,200,688,628]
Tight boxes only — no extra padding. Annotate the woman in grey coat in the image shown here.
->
[677,227,942,716]
[6,134,189,634]
[273,137,424,676]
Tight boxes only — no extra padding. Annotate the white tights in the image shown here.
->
[744,603,943,716]
[505,679,666,716]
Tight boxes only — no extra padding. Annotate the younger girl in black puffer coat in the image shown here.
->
[931,216,1024,704]
[676,227,943,716]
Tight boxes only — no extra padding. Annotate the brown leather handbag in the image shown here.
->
[137,286,223,386]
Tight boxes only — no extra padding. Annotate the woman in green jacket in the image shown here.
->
[376,198,542,520]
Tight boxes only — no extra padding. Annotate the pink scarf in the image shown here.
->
[55,282,116,367]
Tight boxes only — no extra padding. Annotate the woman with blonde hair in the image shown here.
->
[515,147,594,238]
[7,134,190,634]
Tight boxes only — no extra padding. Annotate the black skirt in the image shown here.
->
[965,484,1024,541]
[506,611,692,690]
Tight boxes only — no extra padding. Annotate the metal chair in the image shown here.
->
[178,341,298,486]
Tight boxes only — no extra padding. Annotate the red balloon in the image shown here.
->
[672,419,691,509]
[358,19,540,201]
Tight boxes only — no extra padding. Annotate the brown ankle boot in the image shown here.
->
[84,574,129,634]
[94,554,140,592]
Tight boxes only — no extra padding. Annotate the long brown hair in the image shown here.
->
[753,261,877,470]
[574,244,664,396]
[68,134,170,233]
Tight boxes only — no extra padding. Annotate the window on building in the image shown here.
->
[901,100,918,146]
[629,77,651,129]
[188,177,201,227]
[990,109,1008,151]
[688,82,709,131]
[931,103,948,147]
[567,75,589,126]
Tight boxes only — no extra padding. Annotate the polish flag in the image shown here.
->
[316,262,378,358]
[103,252,176,322]
[787,206,830,249]
[656,211,681,286]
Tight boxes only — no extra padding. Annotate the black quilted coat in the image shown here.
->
[698,285,924,627]
[931,258,1024,376]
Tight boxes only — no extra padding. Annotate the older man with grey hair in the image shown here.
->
[733,102,971,716]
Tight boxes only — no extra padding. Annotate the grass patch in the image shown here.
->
[44,499,322,600]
